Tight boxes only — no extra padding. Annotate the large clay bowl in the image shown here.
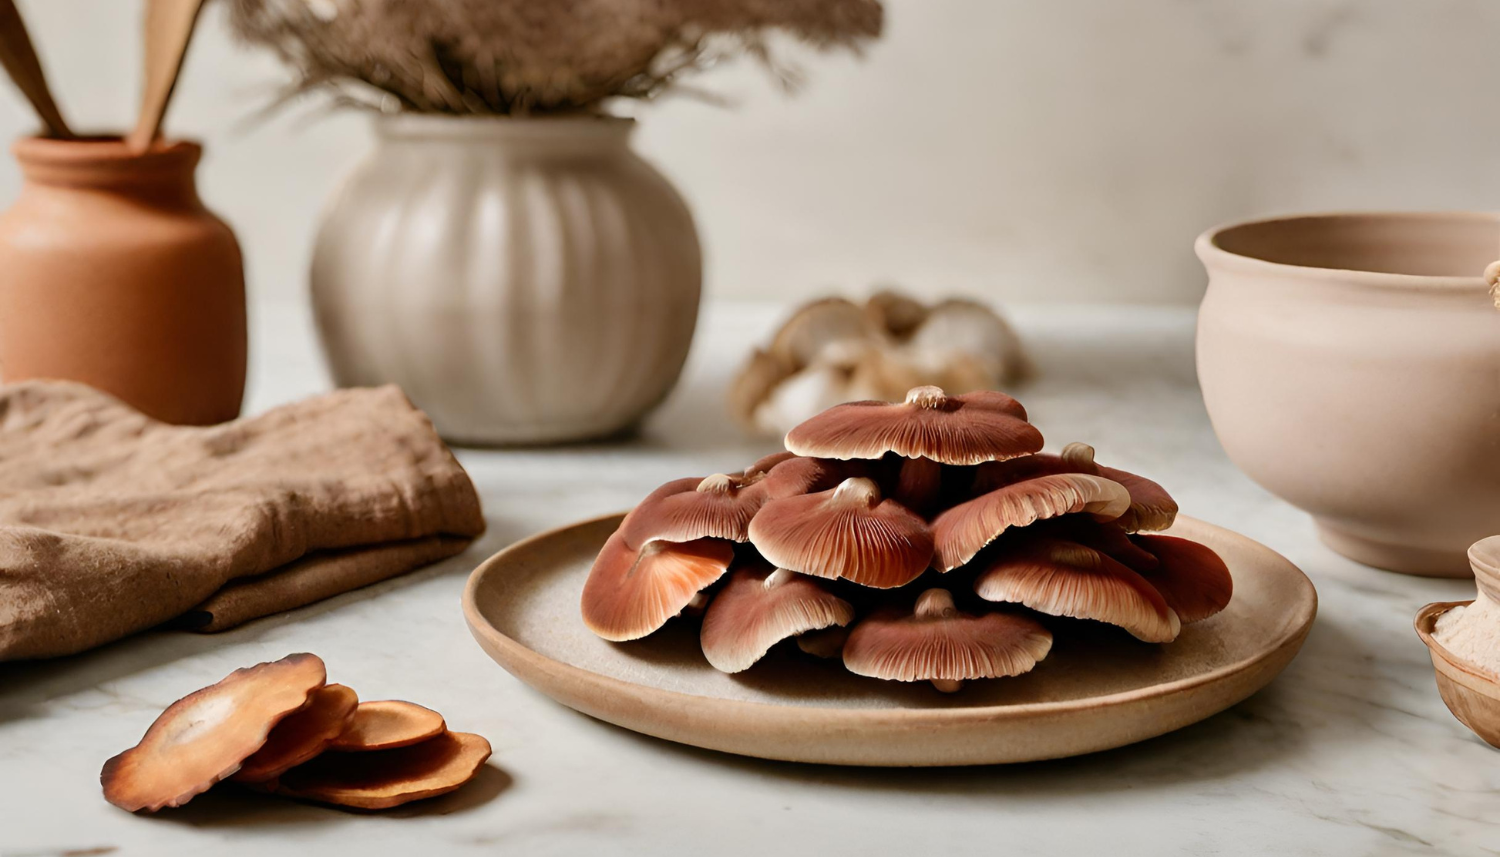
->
[1196,212,1500,577]
[464,513,1316,767]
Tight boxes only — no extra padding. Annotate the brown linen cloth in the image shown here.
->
[0,382,486,660]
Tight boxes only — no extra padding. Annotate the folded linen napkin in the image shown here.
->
[0,382,486,660]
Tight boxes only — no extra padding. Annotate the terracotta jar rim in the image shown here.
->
[1195,210,1496,293]
[14,136,200,167]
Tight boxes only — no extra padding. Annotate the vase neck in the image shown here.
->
[12,137,203,205]
[373,114,635,158]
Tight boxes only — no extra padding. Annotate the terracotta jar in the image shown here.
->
[0,138,246,425]
[1196,212,1500,577]
[310,114,701,445]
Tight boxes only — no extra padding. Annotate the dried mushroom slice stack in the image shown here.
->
[580,385,1233,693]
[102,654,490,813]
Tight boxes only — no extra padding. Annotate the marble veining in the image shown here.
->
[0,301,1495,856]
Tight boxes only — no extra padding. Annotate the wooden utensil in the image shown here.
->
[126,0,206,153]
[0,0,72,138]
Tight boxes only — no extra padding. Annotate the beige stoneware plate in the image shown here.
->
[464,513,1317,766]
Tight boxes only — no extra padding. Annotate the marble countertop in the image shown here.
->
[1,301,1494,856]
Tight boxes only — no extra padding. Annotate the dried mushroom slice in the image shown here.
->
[699,567,855,673]
[101,653,327,812]
[233,683,359,784]
[843,589,1052,693]
[974,537,1181,643]
[747,477,934,589]
[784,385,1041,465]
[275,731,492,810]
[1132,535,1233,624]
[931,473,1132,572]
[580,533,735,641]
[330,700,448,752]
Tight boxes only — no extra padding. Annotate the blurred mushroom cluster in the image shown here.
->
[583,385,1233,692]
[101,654,489,812]
[729,291,1028,438]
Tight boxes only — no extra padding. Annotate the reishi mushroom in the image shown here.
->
[699,566,855,673]
[233,683,360,784]
[583,383,1231,692]
[842,588,1053,692]
[101,653,328,812]
[748,477,934,589]
[273,731,493,810]
[581,533,736,641]
[329,700,448,752]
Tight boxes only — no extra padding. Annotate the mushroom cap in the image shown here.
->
[581,534,736,641]
[744,450,797,479]
[101,653,327,812]
[865,289,930,339]
[329,700,448,752]
[699,567,856,673]
[769,296,874,367]
[972,444,1178,534]
[784,385,1042,465]
[973,537,1181,643]
[233,683,359,784]
[970,442,1101,495]
[274,731,492,810]
[1099,466,1179,532]
[747,477,934,589]
[843,589,1052,683]
[1133,535,1233,623]
[931,473,1132,572]
[756,454,858,501]
[620,473,778,548]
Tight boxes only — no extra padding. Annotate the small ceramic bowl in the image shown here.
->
[1196,212,1500,577]
[1415,601,1500,749]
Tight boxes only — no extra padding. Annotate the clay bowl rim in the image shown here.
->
[462,511,1319,729]
[1194,210,1498,293]
[1414,600,1500,686]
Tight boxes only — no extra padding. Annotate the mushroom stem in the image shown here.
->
[829,476,882,507]
[904,385,950,409]
[895,457,942,513]
[763,568,799,590]
[696,474,738,495]
[796,625,850,659]
[914,588,959,621]
[1060,442,1098,472]
[930,678,965,693]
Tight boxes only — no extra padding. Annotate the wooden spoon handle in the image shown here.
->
[126,0,207,154]
[0,0,72,138]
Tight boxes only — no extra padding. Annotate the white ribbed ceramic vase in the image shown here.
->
[311,114,702,444]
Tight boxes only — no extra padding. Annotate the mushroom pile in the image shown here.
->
[101,653,490,812]
[582,385,1233,692]
[729,291,1028,438]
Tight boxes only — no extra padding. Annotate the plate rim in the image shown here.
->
[462,512,1319,727]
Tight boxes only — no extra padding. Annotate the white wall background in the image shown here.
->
[4,0,1500,306]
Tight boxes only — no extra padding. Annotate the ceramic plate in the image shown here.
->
[463,514,1317,766]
